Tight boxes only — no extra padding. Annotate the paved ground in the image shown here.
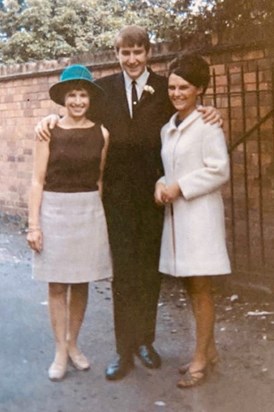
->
[1,219,274,412]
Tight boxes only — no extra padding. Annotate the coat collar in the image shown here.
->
[166,109,201,136]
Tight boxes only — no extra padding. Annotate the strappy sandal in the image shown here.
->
[177,368,207,389]
[178,362,191,375]
[178,355,219,375]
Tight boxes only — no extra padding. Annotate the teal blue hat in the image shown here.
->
[49,64,104,106]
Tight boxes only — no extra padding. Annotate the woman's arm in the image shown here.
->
[97,125,110,198]
[178,125,230,200]
[27,139,50,252]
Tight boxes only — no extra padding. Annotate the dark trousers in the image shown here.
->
[112,263,162,357]
[105,195,163,357]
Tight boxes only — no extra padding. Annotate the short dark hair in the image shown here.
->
[169,53,210,95]
[114,25,150,53]
[57,80,92,105]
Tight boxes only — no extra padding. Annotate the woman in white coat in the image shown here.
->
[155,54,231,388]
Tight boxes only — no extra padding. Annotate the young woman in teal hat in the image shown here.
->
[27,65,112,381]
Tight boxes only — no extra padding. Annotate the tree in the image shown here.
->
[0,0,273,64]
[194,0,274,45]
[1,0,214,63]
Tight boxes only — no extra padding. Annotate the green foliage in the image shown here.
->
[196,0,274,44]
[0,0,273,64]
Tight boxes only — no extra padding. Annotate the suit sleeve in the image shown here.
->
[178,125,230,200]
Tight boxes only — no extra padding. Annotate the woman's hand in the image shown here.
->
[27,229,43,253]
[155,182,182,205]
[164,183,182,203]
[35,114,59,141]
[154,182,167,206]
[197,105,223,126]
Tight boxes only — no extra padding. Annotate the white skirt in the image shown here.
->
[33,191,113,283]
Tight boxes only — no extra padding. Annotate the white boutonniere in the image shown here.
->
[143,85,155,95]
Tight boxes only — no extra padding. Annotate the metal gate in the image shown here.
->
[203,64,274,277]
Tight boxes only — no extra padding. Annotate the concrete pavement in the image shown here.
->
[1,219,274,412]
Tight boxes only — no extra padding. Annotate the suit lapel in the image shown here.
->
[136,70,158,110]
[114,73,130,117]
[112,70,161,117]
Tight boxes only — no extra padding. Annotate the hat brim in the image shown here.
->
[49,79,105,106]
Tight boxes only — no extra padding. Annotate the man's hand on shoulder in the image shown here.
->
[35,114,59,141]
[197,105,223,127]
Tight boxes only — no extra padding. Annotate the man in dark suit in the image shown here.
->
[36,25,220,381]
[95,26,175,380]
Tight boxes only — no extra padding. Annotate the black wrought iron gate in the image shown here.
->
[204,64,274,278]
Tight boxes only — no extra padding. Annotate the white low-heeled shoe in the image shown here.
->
[48,360,67,381]
[69,352,90,371]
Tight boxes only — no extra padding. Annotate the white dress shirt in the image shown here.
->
[123,68,150,117]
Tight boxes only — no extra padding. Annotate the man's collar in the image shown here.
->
[123,68,149,89]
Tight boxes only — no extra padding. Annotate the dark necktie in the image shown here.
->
[131,80,138,117]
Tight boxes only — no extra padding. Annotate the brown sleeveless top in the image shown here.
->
[44,124,104,192]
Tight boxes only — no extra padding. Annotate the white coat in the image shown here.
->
[159,110,231,277]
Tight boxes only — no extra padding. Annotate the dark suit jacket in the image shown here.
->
[92,69,174,271]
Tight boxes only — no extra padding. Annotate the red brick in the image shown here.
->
[0,44,273,231]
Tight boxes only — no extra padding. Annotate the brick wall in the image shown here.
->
[0,61,62,217]
[0,46,173,218]
[0,41,273,224]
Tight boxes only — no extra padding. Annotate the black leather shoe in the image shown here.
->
[105,355,134,381]
[136,345,161,369]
